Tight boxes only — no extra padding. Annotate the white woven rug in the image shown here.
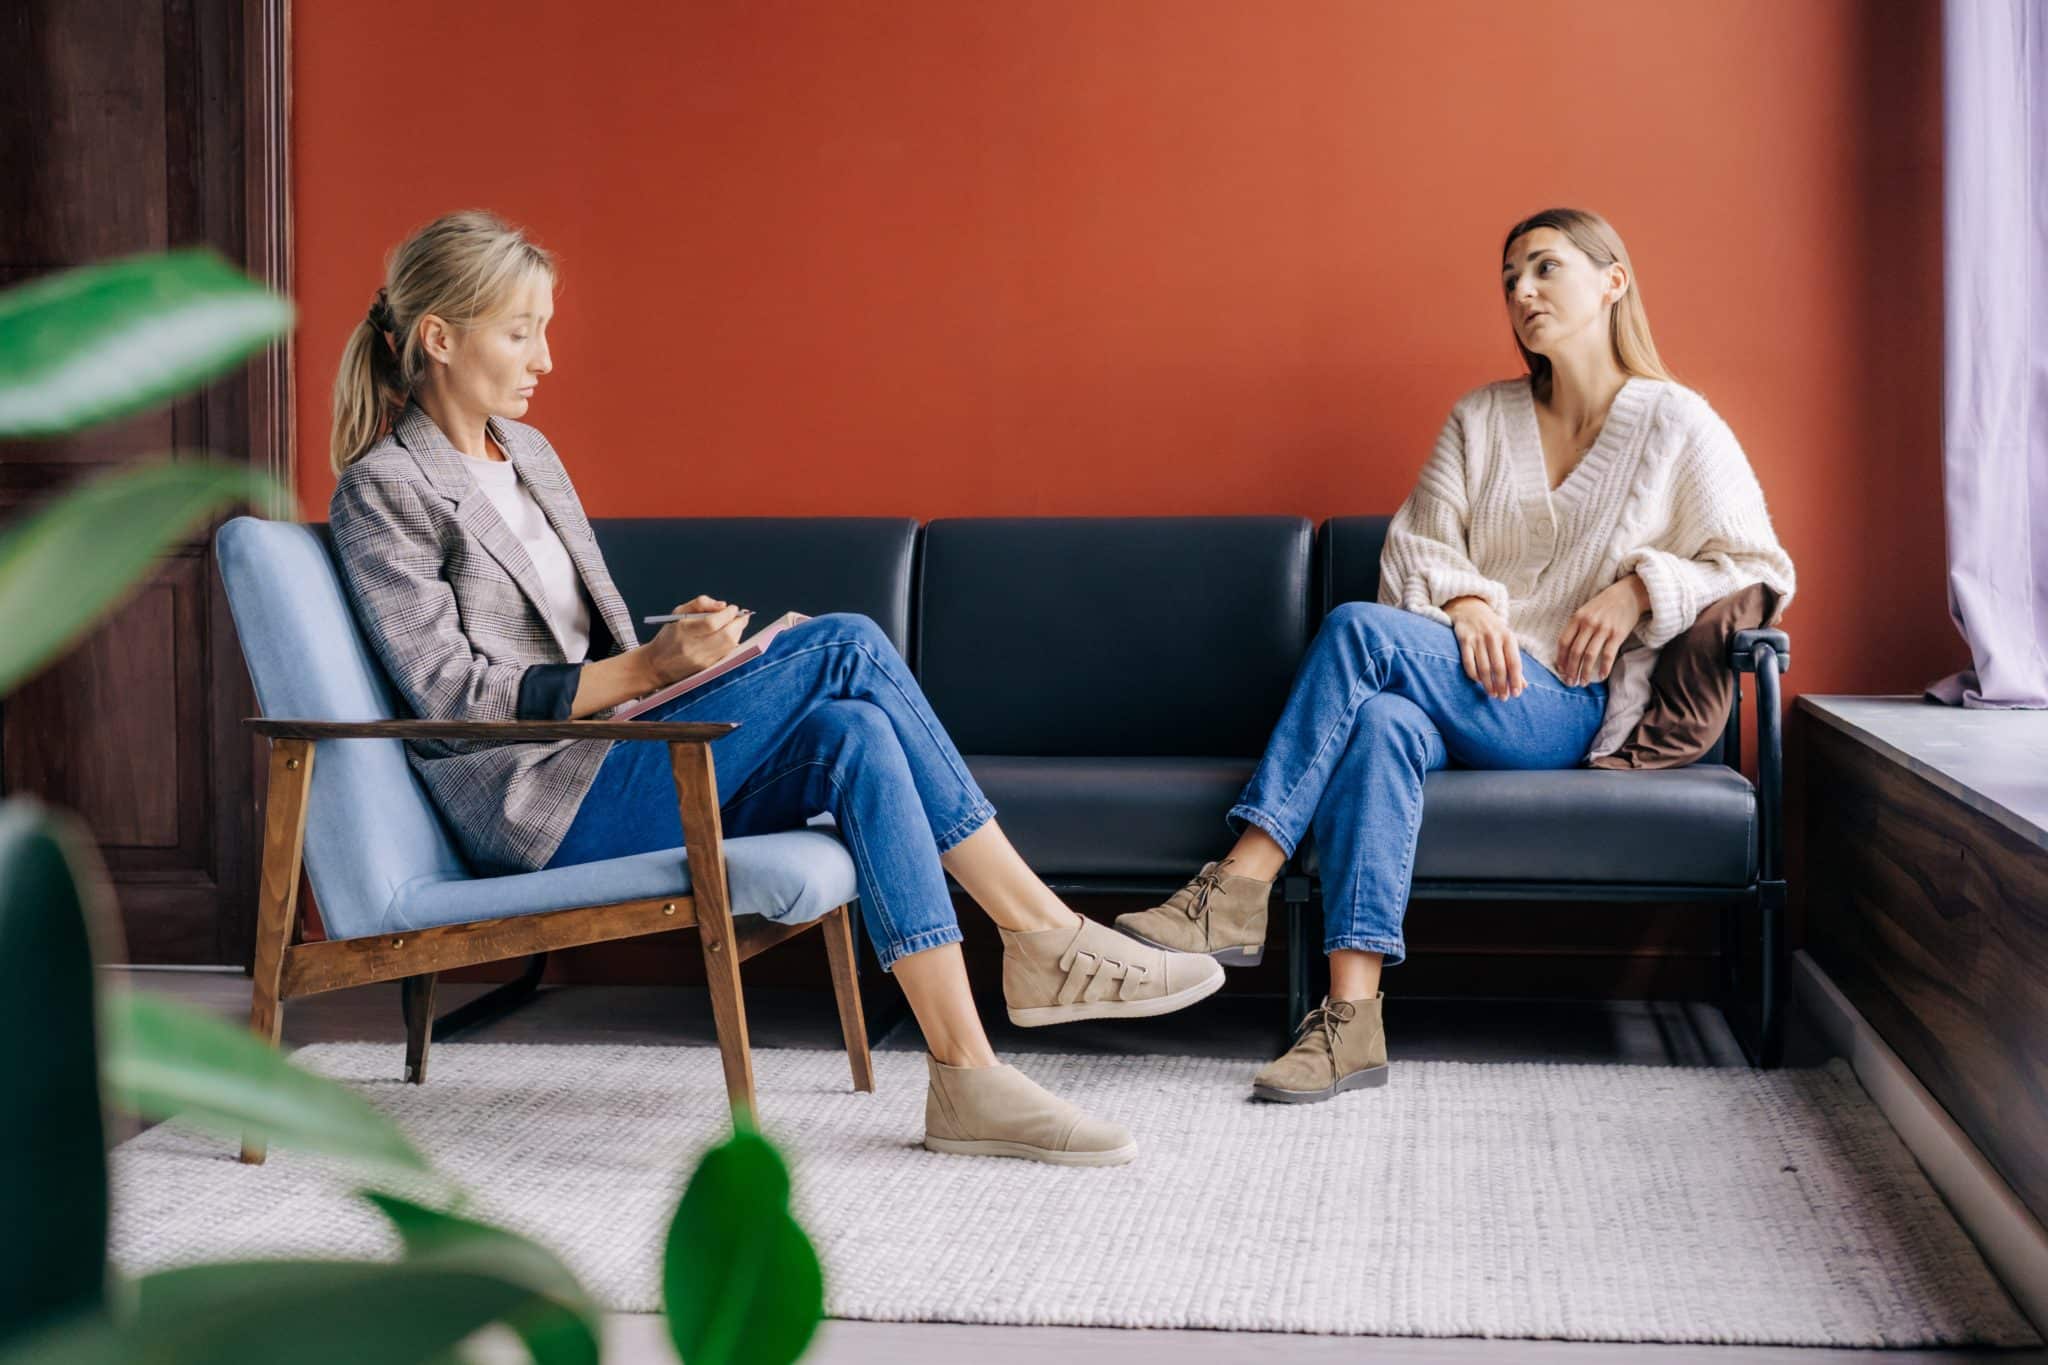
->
[109,1043,2038,1348]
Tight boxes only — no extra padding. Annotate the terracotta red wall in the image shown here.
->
[293,0,1965,705]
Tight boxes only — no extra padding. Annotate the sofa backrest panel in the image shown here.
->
[1319,516,1393,614]
[917,517,1314,756]
[591,518,919,659]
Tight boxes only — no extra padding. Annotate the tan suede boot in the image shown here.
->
[1113,859,1272,966]
[1001,914,1225,1027]
[923,1056,1138,1165]
[1250,994,1390,1103]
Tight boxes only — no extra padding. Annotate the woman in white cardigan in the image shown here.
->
[1116,208,1796,1103]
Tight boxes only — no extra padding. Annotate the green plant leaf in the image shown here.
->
[663,1123,823,1365]
[0,1257,592,1365]
[365,1192,600,1365]
[0,1311,121,1365]
[0,458,283,699]
[101,991,431,1179]
[0,802,110,1348]
[0,250,292,438]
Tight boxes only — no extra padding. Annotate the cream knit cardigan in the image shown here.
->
[1376,374,1796,760]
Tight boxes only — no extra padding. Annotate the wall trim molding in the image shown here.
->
[244,0,294,511]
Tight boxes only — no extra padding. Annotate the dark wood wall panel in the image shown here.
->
[1803,716,2048,1229]
[7,576,183,848]
[1,0,277,964]
[0,414,180,471]
[0,2,171,262]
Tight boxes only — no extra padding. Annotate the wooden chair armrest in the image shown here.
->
[245,718,737,742]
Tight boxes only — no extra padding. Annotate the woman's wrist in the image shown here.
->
[623,643,664,696]
[1443,594,1487,619]
[567,647,661,719]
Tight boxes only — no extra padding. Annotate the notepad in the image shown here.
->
[611,611,810,720]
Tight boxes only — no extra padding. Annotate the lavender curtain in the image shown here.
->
[1927,0,2048,707]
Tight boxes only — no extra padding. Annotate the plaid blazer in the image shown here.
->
[329,403,640,872]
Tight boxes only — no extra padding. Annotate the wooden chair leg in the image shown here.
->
[243,738,314,1165]
[698,918,756,1118]
[402,973,438,1084]
[821,905,874,1093]
[670,740,757,1120]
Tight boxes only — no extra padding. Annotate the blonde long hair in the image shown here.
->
[330,210,558,473]
[1501,208,1678,403]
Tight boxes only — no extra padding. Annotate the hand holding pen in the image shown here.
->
[641,596,751,683]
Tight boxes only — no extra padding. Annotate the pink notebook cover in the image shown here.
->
[611,611,809,720]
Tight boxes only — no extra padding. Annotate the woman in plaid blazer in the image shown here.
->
[327,211,1224,1166]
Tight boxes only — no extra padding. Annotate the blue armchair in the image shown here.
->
[214,516,873,1161]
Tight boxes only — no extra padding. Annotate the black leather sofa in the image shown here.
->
[593,516,1791,1067]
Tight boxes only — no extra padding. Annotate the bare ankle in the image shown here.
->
[1223,849,1285,883]
[1328,948,1384,1001]
[996,902,1078,936]
[1225,826,1289,883]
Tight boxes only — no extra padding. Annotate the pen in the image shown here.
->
[642,609,755,625]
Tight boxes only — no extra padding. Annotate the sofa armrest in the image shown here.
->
[1730,628,1790,675]
[245,718,737,742]
[1725,630,1787,882]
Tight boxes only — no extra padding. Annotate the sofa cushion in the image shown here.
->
[1304,765,1758,888]
[964,756,1255,878]
[592,518,919,659]
[920,518,1314,756]
[976,756,1755,889]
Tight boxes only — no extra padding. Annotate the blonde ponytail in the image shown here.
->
[329,299,411,473]
[329,210,558,473]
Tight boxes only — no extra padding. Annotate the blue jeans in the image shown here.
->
[1227,602,1607,965]
[545,613,994,970]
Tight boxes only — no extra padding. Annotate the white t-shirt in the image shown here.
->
[467,453,593,661]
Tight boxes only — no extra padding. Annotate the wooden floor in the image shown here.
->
[118,969,2044,1365]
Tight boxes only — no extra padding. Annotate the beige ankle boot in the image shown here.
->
[1001,914,1224,1027]
[923,1056,1137,1166]
[1113,859,1272,965]
[1250,994,1390,1103]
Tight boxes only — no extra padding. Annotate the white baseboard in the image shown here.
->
[1793,949,2048,1336]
